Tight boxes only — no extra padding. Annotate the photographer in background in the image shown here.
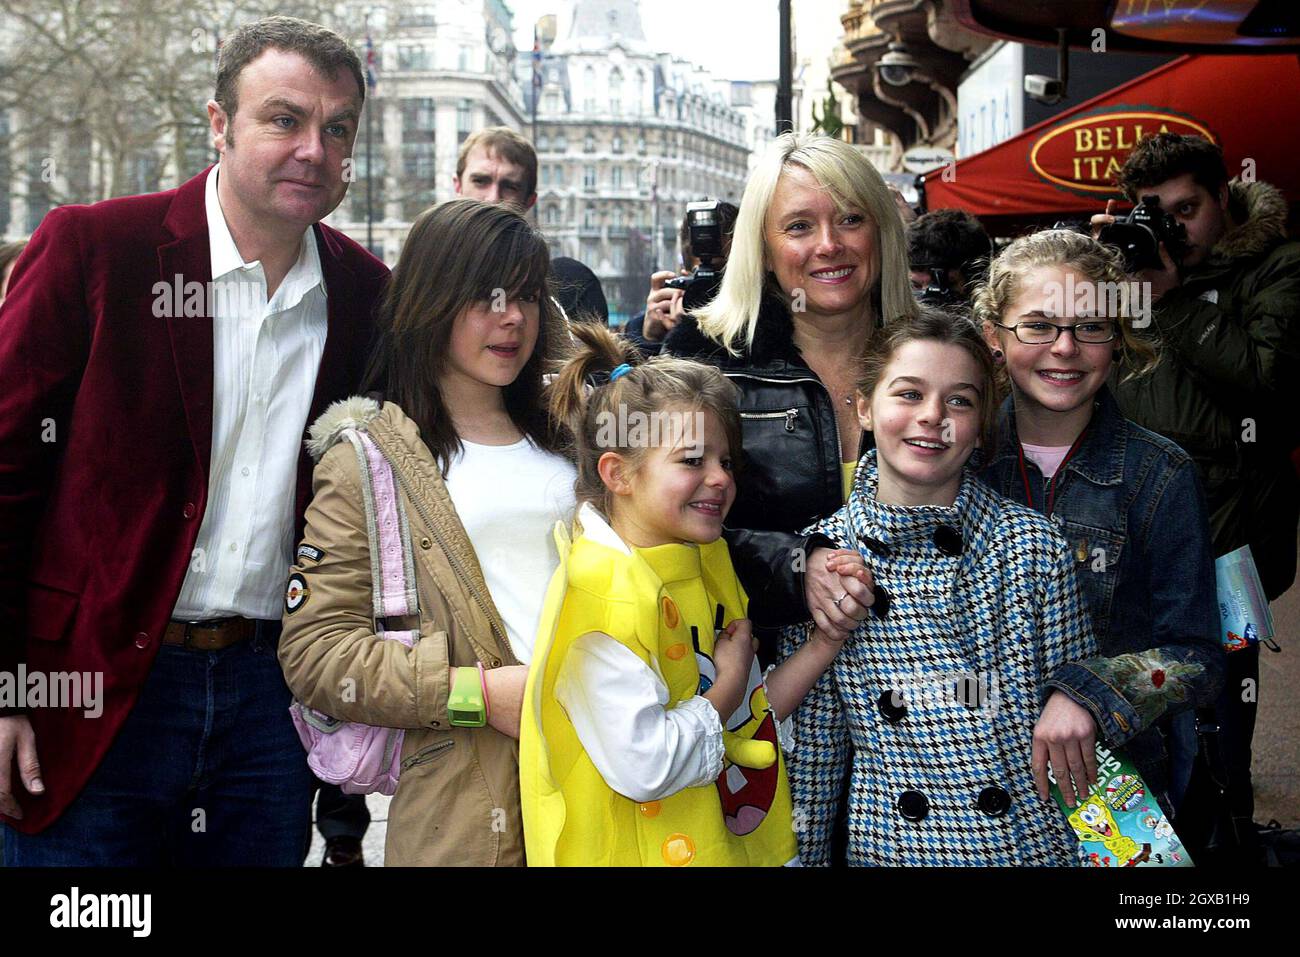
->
[625,200,738,356]
[906,208,991,307]
[1093,132,1300,862]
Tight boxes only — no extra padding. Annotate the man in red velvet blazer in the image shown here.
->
[0,17,389,865]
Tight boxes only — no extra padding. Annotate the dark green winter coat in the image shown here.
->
[1113,179,1300,599]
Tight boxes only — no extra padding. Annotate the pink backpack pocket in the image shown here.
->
[290,428,422,796]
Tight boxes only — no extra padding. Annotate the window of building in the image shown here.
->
[612,133,623,154]
[583,166,596,190]
[635,70,646,115]
[584,132,595,153]
[583,66,597,112]
[583,206,598,229]
[397,44,433,71]
[611,243,625,271]
[457,99,473,145]
[609,68,622,115]
[401,142,436,218]
[397,5,437,27]
[611,207,623,228]
[551,164,564,186]
[555,132,568,151]
[400,98,436,143]
[538,133,549,151]
[546,204,560,225]
[459,46,472,71]
[611,166,622,189]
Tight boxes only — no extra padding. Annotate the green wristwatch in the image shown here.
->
[448,666,487,727]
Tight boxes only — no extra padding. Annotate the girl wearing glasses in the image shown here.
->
[976,229,1223,827]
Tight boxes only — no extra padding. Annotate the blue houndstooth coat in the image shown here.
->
[782,451,1097,866]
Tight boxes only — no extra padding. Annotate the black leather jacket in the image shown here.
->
[664,296,870,627]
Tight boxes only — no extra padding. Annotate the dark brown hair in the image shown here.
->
[363,199,566,473]
[457,127,539,200]
[551,322,743,518]
[1117,132,1228,204]
[215,16,365,122]
[856,303,999,455]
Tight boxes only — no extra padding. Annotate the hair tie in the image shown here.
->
[609,363,633,383]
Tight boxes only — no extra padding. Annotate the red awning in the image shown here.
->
[922,53,1300,224]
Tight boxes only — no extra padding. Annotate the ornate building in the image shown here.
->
[522,0,751,322]
[325,0,527,261]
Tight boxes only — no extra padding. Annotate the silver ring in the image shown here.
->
[832,592,847,608]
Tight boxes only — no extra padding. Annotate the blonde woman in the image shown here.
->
[665,132,916,645]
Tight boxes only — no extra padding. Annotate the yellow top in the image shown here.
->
[842,460,858,502]
[519,513,798,867]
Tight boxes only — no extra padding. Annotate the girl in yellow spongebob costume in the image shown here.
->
[521,326,859,867]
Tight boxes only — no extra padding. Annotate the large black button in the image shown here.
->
[877,689,907,723]
[933,524,963,556]
[858,534,892,558]
[954,674,986,709]
[977,786,1011,818]
[898,790,930,822]
[870,584,891,620]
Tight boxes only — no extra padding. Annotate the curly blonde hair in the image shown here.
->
[971,229,1159,380]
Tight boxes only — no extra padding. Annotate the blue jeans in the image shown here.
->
[2,620,314,866]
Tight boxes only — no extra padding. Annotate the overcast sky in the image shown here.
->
[506,0,847,83]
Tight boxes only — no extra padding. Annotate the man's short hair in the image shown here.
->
[215,16,365,121]
[907,208,991,278]
[457,127,538,199]
[1117,133,1228,204]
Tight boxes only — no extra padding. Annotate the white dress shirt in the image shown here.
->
[172,165,328,621]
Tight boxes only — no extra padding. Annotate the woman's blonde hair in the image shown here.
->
[971,229,1159,380]
[693,132,917,354]
[550,323,742,518]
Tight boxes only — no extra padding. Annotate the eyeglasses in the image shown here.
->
[995,320,1118,345]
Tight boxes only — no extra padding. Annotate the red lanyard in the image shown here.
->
[1017,428,1088,517]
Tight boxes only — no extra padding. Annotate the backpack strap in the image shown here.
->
[341,428,419,620]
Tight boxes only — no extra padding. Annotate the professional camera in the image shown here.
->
[665,200,726,311]
[1097,194,1190,272]
[913,266,963,306]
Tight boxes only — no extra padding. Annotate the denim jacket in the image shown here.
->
[978,388,1225,807]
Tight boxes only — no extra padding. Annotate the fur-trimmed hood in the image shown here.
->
[662,294,806,370]
[1212,179,1289,263]
[305,394,383,461]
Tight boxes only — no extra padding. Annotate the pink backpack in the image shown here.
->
[290,428,420,795]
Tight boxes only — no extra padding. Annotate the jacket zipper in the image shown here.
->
[740,408,800,432]
[400,738,454,771]
[384,454,511,665]
[726,371,849,460]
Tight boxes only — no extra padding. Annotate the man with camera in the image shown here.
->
[1094,132,1300,858]
[626,201,738,356]
[906,208,992,307]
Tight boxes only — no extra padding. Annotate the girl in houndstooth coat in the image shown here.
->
[782,308,1097,866]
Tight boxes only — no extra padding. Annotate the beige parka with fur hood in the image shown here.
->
[279,396,526,866]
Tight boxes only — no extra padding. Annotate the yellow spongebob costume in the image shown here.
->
[520,510,797,866]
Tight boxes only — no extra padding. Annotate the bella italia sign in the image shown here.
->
[1029,109,1215,196]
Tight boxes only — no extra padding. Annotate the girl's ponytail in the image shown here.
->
[548,320,642,439]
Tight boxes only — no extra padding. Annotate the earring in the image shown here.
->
[992,349,1004,361]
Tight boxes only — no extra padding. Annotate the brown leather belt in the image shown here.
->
[163,617,256,651]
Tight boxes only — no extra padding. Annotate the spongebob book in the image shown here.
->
[1050,742,1193,867]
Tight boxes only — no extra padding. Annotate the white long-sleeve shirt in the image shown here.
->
[173,165,326,621]
[552,503,725,803]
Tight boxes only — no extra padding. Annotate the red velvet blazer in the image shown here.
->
[0,167,390,832]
